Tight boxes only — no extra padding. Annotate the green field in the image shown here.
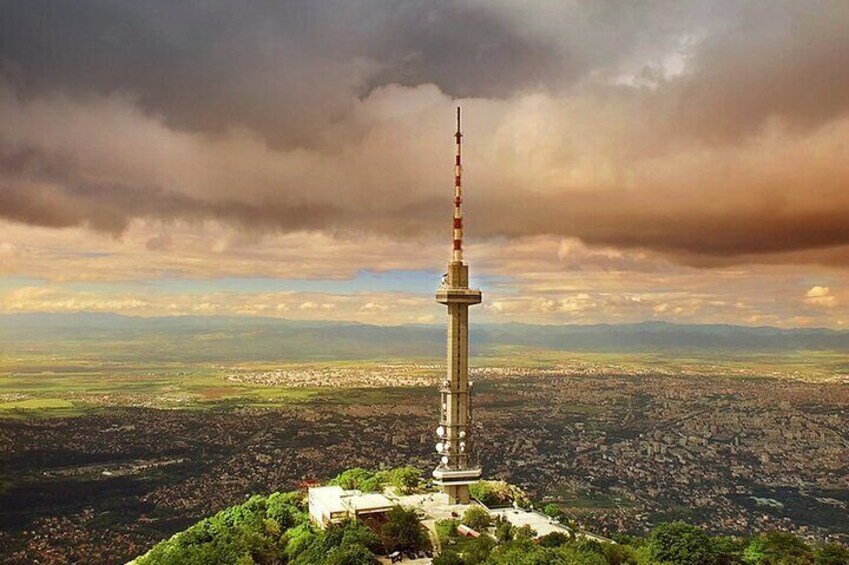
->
[2,349,845,419]
[0,398,74,409]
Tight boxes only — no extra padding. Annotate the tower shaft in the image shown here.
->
[433,108,482,504]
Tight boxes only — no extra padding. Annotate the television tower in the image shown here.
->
[433,107,482,504]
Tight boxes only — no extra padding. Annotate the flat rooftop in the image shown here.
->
[344,492,394,513]
[393,492,469,522]
[309,485,346,513]
[488,507,571,539]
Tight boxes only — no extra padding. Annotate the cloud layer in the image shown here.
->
[2,1,849,326]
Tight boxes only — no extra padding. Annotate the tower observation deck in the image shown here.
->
[432,107,482,504]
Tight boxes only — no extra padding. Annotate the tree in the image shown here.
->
[266,491,304,530]
[648,522,719,565]
[514,524,538,541]
[814,543,849,565]
[461,505,492,532]
[137,492,297,565]
[387,466,422,494]
[493,515,515,544]
[381,505,428,553]
[341,520,381,554]
[435,519,460,545]
[744,532,813,565]
[290,519,379,565]
[555,544,608,565]
[324,544,377,565]
[489,540,569,565]
[713,536,746,565]
[285,523,317,562]
[603,542,640,565]
[543,503,563,518]
[463,535,497,565]
[538,531,571,548]
[331,468,384,492]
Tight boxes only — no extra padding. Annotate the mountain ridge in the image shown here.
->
[2,313,848,362]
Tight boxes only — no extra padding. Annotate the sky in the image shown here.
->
[1,0,849,327]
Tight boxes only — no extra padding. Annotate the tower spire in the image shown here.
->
[453,106,464,263]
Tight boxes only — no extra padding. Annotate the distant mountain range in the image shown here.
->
[2,313,848,362]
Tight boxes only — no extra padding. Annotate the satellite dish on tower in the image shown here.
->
[435,442,444,453]
[436,426,445,437]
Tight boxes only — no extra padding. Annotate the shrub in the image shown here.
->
[461,505,492,532]
[435,519,460,544]
[543,503,563,518]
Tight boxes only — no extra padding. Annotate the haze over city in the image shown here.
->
[2,1,849,327]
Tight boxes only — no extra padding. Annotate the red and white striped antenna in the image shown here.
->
[452,106,464,263]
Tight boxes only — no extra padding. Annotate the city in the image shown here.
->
[2,358,846,563]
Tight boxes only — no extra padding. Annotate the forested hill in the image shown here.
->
[130,469,849,565]
[4,313,849,362]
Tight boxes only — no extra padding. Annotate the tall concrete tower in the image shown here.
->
[433,107,482,504]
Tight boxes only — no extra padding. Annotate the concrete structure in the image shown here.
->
[308,486,394,527]
[433,108,482,504]
[488,507,573,539]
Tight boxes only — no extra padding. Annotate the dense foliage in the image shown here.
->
[461,506,492,532]
[436,518,847,565]
[135,491,305,565]
[468,480,530,508]
[134,471,847,565]
[329,466,422,495]
[381,505,431,553]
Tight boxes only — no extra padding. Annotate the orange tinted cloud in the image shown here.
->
[2,2,849,326]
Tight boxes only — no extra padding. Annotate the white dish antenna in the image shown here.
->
[436,426,445,437]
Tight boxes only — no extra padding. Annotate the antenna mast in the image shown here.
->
[453,106,464,263]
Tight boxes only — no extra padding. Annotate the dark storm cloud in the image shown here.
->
[477,192,849,259]
[0,1,574,147]
[0,142,340,234]
[4,1,849,138]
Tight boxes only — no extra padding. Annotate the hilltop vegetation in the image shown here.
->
[134,467,430,565]
[133,470,848,565]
